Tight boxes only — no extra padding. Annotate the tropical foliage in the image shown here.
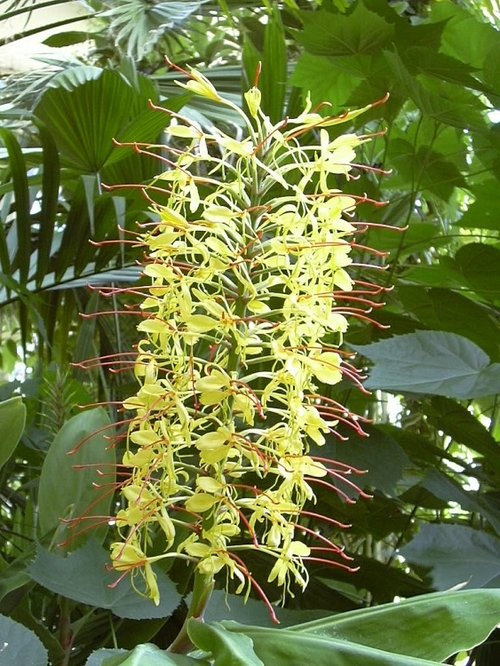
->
[0,1,499,665]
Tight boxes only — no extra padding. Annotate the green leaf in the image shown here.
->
[290,53,363,110]
[86,649,129,666]
[291,589,500,662]
[387,139,466,201]
[37,407,115,546]
[430,1,500,69]
[457,180,500,231]
[0,128,31,283]
[417,469,500,535]
[397,287,500,362]
[107,644,206,665]
[297,5,394,56]
[367,222,447,260]
[0,614,48,666]
[29,540,181,620]
[455,243,500,304]
[353,331,500,398]
[384,50,488,132]
[43,30,95,47]
[0,396,26,469]
[401,524,500,590]
[421,396,500,463]
[259,7,287,123]
[324,425,410,495]
[221,621,442,665]
[33,66,165,173]
[188,619,264,666]
[34,120,60,288]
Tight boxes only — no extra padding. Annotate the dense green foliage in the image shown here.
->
[0,1,499,664]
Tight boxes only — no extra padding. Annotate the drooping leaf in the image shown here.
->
[0,396,26,469]
[353,331,500,398]
[401,524,500,590]
[37,407,115,546]
[29,540,181,620]
[0,614,48,666]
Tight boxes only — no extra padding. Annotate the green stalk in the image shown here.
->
[167,571,214,654]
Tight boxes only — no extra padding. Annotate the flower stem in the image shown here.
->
[167,571,214,653]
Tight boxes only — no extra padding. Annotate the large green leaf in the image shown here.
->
[0,396,26,469]
[0,615,48,666]
[421,396,500,463]
[455,243,500,304]
[297,4,394,56]
[37,407,115,546]
[291,589,500,662]
[33,65,167,174]
[201,621,442,665]
[457,180,500,231]
[401,525,500,590]
[96,644,207,665]
[188,620,264,666]
[29,540,181,620]
[324,425,410,495]
[397,287,500,362]
[353,331,500,398]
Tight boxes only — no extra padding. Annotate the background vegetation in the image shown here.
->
[0,1,499,664]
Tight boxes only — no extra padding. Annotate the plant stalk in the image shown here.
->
[167,571,215,654]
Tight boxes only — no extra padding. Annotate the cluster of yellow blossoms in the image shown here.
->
[109,67,383,609]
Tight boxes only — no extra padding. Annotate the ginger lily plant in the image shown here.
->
[106,64,390,640]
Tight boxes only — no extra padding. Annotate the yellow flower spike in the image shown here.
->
[107,65,389,617]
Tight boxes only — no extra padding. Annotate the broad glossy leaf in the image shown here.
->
[188,620,264,666]
[0,615,48,666]
[29,540,181,620]
[291,589,500,662]
[0,396,26,469]
[353,331,500,398]
[37,407,114,546]
[401,524,500,590]
[217,621,442,665]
